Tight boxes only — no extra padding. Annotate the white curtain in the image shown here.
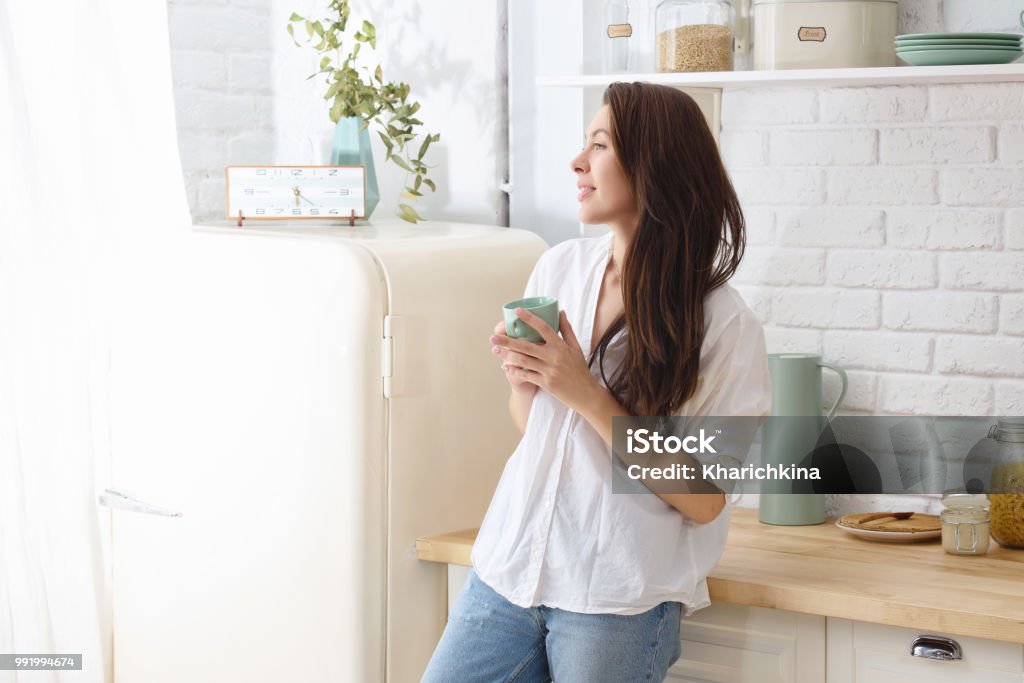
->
[0,0,189,680]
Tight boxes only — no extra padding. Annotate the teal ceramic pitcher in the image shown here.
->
[759,353,848,525]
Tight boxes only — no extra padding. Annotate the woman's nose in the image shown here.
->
[570,151,587,174]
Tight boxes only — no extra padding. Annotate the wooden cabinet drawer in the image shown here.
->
[668,602,825,682]
[826,618,1024,683]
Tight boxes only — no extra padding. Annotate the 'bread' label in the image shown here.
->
[798,27,827,42]
[607,23,633,38]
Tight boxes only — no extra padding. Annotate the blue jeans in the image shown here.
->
[421,569,683,683]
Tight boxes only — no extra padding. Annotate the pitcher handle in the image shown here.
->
[819,361,848,421]
[1020,9,1023,29]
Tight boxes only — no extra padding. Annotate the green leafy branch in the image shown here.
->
[287,0,439,223]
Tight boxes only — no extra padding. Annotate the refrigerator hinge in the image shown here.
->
[382,317,394,397]
[382,314,405,398]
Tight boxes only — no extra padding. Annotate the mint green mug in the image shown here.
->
[503,296,560,343]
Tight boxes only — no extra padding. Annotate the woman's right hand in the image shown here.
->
[491,320,534,391]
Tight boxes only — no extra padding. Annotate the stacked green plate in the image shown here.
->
[895,32,1023,66]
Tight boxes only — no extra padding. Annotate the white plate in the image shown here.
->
[834,521,941,543]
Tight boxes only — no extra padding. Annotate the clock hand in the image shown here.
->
[292,186,316,207]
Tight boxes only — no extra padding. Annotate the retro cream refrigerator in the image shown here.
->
[103,220,547,682]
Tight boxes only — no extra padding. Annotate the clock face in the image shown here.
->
[225,166,366,219]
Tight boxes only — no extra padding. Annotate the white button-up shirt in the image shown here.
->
[472,232,772,616]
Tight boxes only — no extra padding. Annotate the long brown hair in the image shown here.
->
[591,82,745,417]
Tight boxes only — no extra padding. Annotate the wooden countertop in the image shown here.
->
[416,507,1024,645]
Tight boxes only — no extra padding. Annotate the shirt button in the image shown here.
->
[544,500,552,509]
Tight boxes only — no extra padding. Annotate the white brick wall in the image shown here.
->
[941,253,1024,291]
[722,80,1024,417]
[168,0,274,221]
[823,331,932,373]
[935,337,1024,377]
[1002,295,1024,336]
[735,248,825,286]
[930,83,1024,122]
[1009,210,1024,249]
[731,168,825,205]
[819,86,927,124]
[997,382,1024,413]
[828,168,939,206]
[168,0,502,223]
[880,126,994,165]
[771,129,877,166]
[887,208,1004,249]
[772,288,880,329]
[828,250,937,289]
[777,208,885,248]
[999,125,1024,163]
[883,291,998,333]
[879,375,993,415]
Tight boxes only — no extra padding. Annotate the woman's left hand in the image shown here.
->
[490,308,599,412]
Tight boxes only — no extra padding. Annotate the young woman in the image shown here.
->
[421,82,771,683]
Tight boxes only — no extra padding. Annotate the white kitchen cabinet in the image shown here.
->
[445,569,825,681]
[673,609,1024,683]
[673,607,1024,683]
[669,603,825,683]
[826,618,1024,683]
[444,566,1024,681]
[447,564,472,615]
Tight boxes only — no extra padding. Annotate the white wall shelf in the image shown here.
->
[536,62,1024,90]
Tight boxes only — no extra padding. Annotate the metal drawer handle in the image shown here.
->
[910,635,962,661]
[97,488,183,517]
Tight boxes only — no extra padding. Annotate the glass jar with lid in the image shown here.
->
[940,490,990,556]
[603,0,632,73]
[986,418,1024,549]
[656,0,734,73]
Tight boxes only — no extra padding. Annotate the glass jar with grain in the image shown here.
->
[655,0,734,73]
[987,418,1024,549]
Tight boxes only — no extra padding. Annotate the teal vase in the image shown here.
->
[330,116,379,220]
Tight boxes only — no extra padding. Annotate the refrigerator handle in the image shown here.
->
[97,488,183,517]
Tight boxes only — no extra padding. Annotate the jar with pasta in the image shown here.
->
[986,418,1024,549]
[655,0,734,73]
